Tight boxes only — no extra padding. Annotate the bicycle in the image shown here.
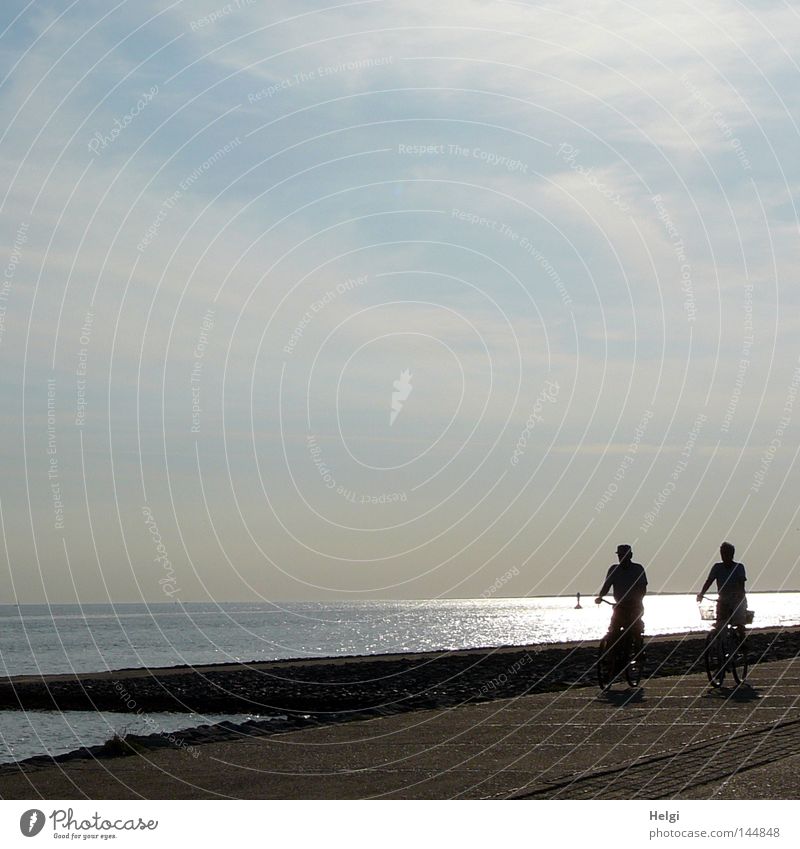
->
[596,599,645,689]
[698,596,753,687]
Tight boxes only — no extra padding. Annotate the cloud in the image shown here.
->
[2,0,800,599]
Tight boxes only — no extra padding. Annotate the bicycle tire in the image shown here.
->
[730,630,749,684]
[597,636,613,689]
[625,636,645,687]
[704,629,724,687]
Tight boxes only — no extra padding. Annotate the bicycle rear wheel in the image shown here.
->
[704,629,724,687]
[597,636,613,689]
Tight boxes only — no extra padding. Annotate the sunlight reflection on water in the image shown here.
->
[1,594,797,677]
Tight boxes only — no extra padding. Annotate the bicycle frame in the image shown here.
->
[597,599,645,689]
[698,595,748,687]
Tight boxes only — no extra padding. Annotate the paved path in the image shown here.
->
[2,658,798,799]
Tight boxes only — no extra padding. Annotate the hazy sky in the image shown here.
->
[1,0,799,603]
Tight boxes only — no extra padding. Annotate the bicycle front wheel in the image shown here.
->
[730,631,749,684]
[597,637,613,689]
[705,629,724,687]
[625,636,645,687]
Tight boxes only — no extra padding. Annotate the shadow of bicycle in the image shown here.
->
[703,682,760,702]
[596,687,646,706]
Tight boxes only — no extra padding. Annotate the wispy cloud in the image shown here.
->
[1,0,799,600]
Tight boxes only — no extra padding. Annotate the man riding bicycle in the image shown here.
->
[595,544,648,641]
[695,542,747,640]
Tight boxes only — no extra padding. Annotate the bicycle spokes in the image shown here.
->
[598,628,645,690]
[705,626,748,688]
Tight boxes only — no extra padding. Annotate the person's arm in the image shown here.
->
[696,569,715,602]
[732,563,747,596]
[596,566,614,602]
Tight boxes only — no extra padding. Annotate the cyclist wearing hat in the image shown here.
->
[595,544,648,640]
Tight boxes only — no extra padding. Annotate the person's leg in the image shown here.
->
[634,607,644,650]
[607,607,625,651]
[716,599,734,630]
[627,607,643,653]
[732,599,748,645]
[634,602,644,635]
[613,606,639,656]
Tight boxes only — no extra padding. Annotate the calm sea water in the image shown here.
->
[1,594,798,765]
[2,594,800,678]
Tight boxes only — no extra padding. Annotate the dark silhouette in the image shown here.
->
[696,541,748,640]
[595,544,648,640]
[601,687,645,706]
[575,591,582,609]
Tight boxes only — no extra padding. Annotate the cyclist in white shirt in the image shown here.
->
[696,542,747,640]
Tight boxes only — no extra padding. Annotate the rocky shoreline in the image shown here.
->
[2,627,798,772]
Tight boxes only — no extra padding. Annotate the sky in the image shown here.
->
[1,0,799,603]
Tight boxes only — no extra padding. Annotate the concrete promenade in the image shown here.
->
[1,657,798,799]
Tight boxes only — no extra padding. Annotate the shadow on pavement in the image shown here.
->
[597,687,645,706]
[703,682,761,702]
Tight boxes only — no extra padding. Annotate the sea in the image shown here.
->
[1,593,798,765]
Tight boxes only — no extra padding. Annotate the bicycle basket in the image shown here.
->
[746,609,755,624]
[698,603,716,621]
